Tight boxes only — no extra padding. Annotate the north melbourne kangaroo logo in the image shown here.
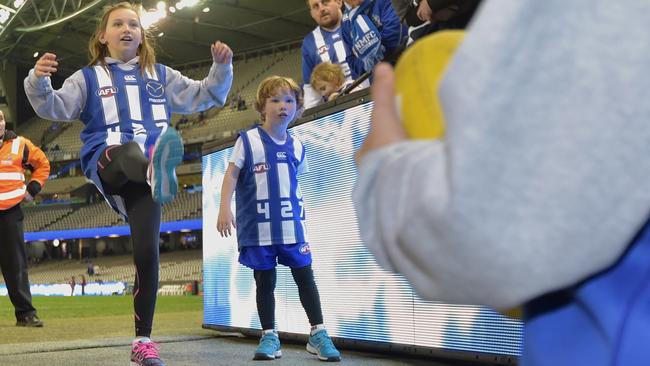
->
[145,81,164,98]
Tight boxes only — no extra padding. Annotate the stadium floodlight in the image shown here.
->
[0,8,12,25]
[0,0,27,38]
[175,0,200,10]
[140,6,167,30]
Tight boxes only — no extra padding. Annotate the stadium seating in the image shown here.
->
[23,205,75,232]
[40,176,88,195]
[178,47,302,143]
[18,250,203,285]
[162,190,202,222]
[16,117,55,145]
[44,121,84,162]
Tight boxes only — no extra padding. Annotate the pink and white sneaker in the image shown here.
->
[130,338,165,366]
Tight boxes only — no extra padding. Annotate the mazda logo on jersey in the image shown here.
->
[146,81,164,98]
[97,86,118,98]
[252,163,270,173]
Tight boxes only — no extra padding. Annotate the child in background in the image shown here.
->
[24,2,233,365]
[217,76,341,362]
[310,62,349,104]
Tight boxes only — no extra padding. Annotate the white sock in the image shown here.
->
[310,324,325,335]
[134,336,151,343]
[263,329,276,335]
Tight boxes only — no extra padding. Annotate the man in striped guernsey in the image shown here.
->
[341,0,407,74]
[217,76,341,362]
[302,0,360,109]
[23,3,232,365]
[0,110,49,328]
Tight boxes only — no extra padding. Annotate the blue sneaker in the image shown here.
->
[149,128,183,204]
[307,329,341,362]
[254,332,282,360]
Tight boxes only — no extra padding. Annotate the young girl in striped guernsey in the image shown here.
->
[23,2,233,365]
[217,76,341,362]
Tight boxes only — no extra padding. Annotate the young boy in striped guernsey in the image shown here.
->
[24,3,233,365]
[217,76,341,362]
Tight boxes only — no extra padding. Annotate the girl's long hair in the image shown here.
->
[88,2,156,75]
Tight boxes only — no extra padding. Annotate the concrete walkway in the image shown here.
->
[0,334,455,366]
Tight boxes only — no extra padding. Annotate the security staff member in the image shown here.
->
[0,110,49,327]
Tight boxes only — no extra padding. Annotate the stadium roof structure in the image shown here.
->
[0,0,314,75]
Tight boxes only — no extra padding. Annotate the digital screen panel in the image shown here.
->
[202,102,522,357]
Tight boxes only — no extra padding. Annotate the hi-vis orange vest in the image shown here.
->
[0,133,50,210]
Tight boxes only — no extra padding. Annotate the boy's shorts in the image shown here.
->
[239,243,312,270]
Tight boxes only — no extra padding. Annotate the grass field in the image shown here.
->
[0,296,208,344]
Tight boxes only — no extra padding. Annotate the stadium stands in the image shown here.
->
[179,47,303,143]
[23,190,201,231]
[16,117,55,145]
[162,190,202,222]
[23,205,75,232]
[20,249,203,285]
[40,176,88,195]
[46,201,125,230]
[44,121,84,162]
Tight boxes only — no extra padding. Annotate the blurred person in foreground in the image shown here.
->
[0,110,49,327]
[353,0,650,365]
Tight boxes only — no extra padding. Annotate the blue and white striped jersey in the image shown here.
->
[234,127,308,248]
[77,63,171,215]
[301,26,355,84]
[24,57,233,217]
[80,63,170,169]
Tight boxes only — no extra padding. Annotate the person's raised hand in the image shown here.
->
[417,0,433,22]
[34,53,59,78]
[355,63,406,165]
[211,41,233,64]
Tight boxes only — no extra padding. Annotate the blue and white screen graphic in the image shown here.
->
[202,102,523,356]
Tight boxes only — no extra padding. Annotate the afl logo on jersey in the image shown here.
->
[299,244,311,255]
[252,162,270,173]
[318,45,328,56]
[97,86,118,98]
[146,81,164,98]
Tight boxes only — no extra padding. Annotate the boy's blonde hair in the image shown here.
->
[254,76,303,121]
[310,62,345,90]
[88,2,156,75]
